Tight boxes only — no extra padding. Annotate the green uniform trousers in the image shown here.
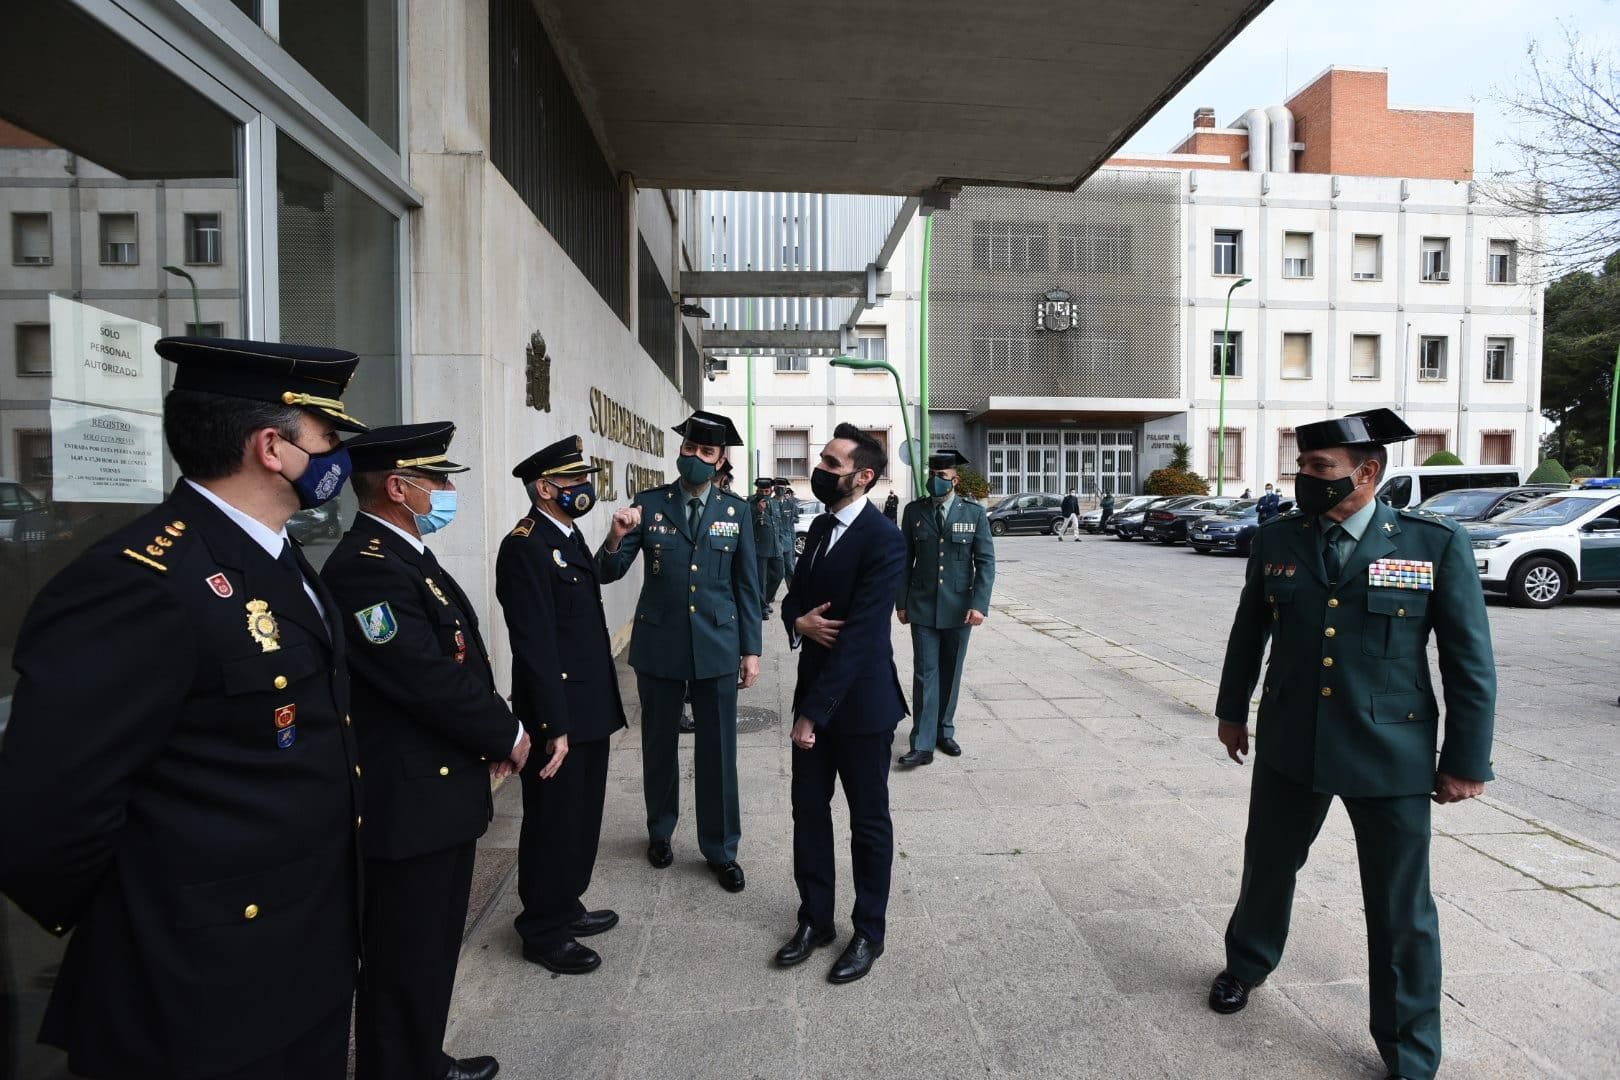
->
[1226,762,1441,1080]
[907,624,971,753]
[758,555,784,610]
[637,672,740,864]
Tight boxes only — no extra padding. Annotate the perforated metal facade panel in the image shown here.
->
[929,173,1183,410]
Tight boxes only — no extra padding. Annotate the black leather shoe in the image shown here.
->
[522,939,600,975]
[898,750,933,767]
[828,935,883,984]
[647,839,673,869]
[774,923,836,968]
[678,711,696,733]
[936,737,962,757]
[1208,971,1258,1014]
[569,909,619,937]
[444,1056,500,1080]
[709,860,746,892]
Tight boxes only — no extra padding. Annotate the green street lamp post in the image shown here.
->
[1216,276,1252,496]
[1608,343,1619,479]
[162,265,202,332]
[831,354,924,500]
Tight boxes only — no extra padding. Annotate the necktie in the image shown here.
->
[1322,524,1344,582]
[281,539,332,638]
[935,505,945,533]
[688,497,703,538]
[278,538,303,577]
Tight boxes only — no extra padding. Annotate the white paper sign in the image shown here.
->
[48,294,164,412]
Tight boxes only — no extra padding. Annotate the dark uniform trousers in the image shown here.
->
[640,672,741,864]
[908,625,971,752]
[759,554,785,608]
[515,737,612,947]
[791,730,895,944]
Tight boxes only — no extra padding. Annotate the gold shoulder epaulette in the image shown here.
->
[122,519,188,572]
[511,517,535,538]
[359,550,386,559]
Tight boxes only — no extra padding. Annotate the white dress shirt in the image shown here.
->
[185,479,325,620]
[821,496,867,554]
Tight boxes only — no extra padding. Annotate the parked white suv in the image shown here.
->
[1464,490,1620,607]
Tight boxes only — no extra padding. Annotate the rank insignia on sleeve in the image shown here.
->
[552,548,568,568]
[273,704,297,729]
[245,600,281,652]
[276,725,297,749]
[355,602,398,644]
[206,572,234,598]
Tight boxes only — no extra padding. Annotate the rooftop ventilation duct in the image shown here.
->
[1232,107,1270,173]
[1265,105,1294,172]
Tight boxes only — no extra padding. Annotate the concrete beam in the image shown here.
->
[703,329,841,351]
[679,270,891,300]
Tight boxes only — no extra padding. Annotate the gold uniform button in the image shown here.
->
[691,585,697,593]
[244,904,259,920]
[1407,712,1416,720]
[356,816,363,827]
[1321,687,1333,697]
[1397,608,1406,617]
[561,672,569,681]
[1324,627,1336,638]
[438,766,450,776]
[689,605,696,613]
[1322,657,1334,668]
[1327,598,1339,608]
[344,715,352,726]
[354,765,362,778]
[691,564,698,572]
[273,675,288,690]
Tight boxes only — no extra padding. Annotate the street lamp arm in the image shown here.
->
[830,355,923,500]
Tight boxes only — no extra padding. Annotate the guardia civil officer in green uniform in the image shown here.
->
[1207,408,1497,1080]
[775,478,799,581]
[895,450,995,767]
[597,410,762,891]
[751,476,786,618]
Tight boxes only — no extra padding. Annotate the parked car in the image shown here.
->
[1375,465,1523,510]
[1189,499,1296,555]
[791,498,827,555]
[1078,494,1157,533]
[1112,496,1201,540]
[1465,489,1620,607]
[287,502,343,544]
[0,478,67,546]
[987,492,1065,536]
[1414,485,1569,523]
[1141,497,1240,545]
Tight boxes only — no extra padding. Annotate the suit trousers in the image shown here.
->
[515,736,611,948]
[758,555,785,608]
[1225,762,1442,1080]
[791,729,895,944]
[356,843,475,1080]
[207,1003,350,1080]
[908,624,972,752]
[638,672,741,864]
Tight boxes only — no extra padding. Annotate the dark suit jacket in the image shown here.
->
[780,502,908,734]
[0,482,359,1079]
[322,514,517,860]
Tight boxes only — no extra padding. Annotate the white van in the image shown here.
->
[1375,465,1524,510]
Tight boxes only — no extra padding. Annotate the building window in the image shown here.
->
[1415,430,1449,460]
[1213,229,1242,276]
[1418,336,1448,381]
[1481,432,1513,465]
[11,212,52,265]
[972,336,1034,373]
[1487,239,1517,284]
[862,429,889,464]
[853,327,886,365]
[774,429,810,478]
[186,322,226,338]
[99,212,139,266]
[706,356,730,374]
[1350,334,1381,380]
[17,430,52,488]
[15,323,52,376]
[1207,428,1243,482]
[1484,337,1514,382]
[775,353,809,374]
[185,213,223,265]
[1282,231,1313,278]
[972,221,1047,271]
[1276,429,1299,480]
[1281,332,1312,379]
[1352,234,1382,280]
[1211,330,1241,377]
[1420,237,1451,282]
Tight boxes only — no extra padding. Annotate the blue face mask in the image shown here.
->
[677,452,717,486]
[556,480,596,519]
[927,474,954,499]
[405,480,457,535]
[287,441,351,510]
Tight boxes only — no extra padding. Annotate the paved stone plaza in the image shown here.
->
[446,533,1620,1079]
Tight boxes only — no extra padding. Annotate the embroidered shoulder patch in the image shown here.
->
[355,602,399,644]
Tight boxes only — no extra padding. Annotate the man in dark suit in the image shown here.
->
[774,424,907,984]
[0,337,367,1080]
[499,436,628,974]
[322,422,525,1080]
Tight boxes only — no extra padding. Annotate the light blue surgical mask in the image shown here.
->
[404,479,457,535]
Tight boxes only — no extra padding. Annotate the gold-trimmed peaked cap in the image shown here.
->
[157,335,367,432]
[512,435,600,483]
[672,409,744,448]
[345,421,468,474]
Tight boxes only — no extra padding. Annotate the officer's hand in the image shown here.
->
[1433,772,1485,804]
[538,734,569,780]
[964,609,986,627]
[790,716,817,750]
[795,602,844,647]
[1218,721,1250,764]
[896,608,908,625]
[738,654,760,690]
[509,729,532,773]
[608,506,642,545]
[490,760,514,781]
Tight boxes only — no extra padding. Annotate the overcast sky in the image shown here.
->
[1121,0,1620,175]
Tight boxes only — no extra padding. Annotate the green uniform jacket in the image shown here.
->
[1214,500,1497,797]
[776,497,797,554]
[896,496,997,628]
[749,492,782,557]
[596,482,763,680]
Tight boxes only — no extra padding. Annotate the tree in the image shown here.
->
[1540,249,1620,473]
[1526,458,1571,485]
[1423,450,1464,466]
[1144,441,1210,496]
[954,466,991,502]
[1486,28,1620,270]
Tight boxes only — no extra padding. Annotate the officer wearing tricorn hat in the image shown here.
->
[0,336,367,1079]
[1206,408,1497,1080]
[751,475,786,619]
[597,410,762,892]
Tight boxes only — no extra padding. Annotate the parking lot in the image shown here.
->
[993,528,1620,850]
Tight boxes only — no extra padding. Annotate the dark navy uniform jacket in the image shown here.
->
[0,481,361,1079]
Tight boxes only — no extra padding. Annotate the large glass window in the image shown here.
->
[278,0,400,149]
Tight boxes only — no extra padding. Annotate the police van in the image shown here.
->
[1376,465,1524,511]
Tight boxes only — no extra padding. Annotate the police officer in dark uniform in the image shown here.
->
[499,437,627,974]
[751,476,785,618]
[0,337,367,1080]
[597,411,762,890]
[321,422,524,1080]
[776,478,799,581]
[1208,409,1497,1080]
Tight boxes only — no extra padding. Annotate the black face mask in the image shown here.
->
[810,466,853,506]
[1293,466,1363,515]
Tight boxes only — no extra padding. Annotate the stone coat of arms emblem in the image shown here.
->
[1035,289,1077,332]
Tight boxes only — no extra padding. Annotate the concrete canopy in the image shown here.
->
[535,0,1272,196]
